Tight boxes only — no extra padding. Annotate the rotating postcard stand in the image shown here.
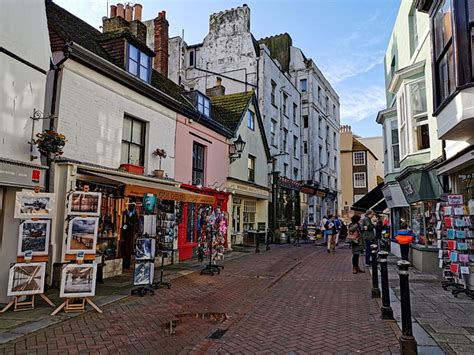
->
[200,209,226,276]
[2,187,56,313]
[131,236,156,297]
[52,185,102,315]
[200,229,224,276]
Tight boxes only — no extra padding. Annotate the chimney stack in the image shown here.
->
[133,4,142,21]
[153,10,169,77]
[110,5,117,18]
[125,4,133,21]
[206,77,226,97]
[116,3,124,18]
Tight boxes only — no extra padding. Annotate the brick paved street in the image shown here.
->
[0,245,400,354]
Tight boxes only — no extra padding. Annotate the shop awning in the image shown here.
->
[85,171,215,204]
[351,183,386,213]
[381,182,409,208]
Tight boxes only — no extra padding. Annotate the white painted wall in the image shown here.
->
[56,59,177,177]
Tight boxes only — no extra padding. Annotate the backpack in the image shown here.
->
[347,224,360,243]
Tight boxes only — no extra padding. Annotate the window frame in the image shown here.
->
[247,155,256,182]
[353,151,366,166]
[283,93,288,116]
[126,43,151,83]
[270,119,278,147]
[293,135,298,159]
[353,172,367,188]
[303,115,308,128]
[192,142,206,186]
[247,110,255,131]
[303,141,308,154]
[121,115,146,167]
[293,103,298,124]
[271,80,277,106]
[283,128,288,152]
[197,94,210,118]
[300,78,307,93]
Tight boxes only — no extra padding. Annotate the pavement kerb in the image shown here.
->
[0,247,256,345]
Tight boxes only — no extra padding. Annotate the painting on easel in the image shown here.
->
[18,220,50,256]
[14,192,55,219]
[68,192,102,216]
[60,264,97,298]
[7,262,46,296]
[67,217,98,254]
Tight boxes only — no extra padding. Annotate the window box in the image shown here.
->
[119,163,144,175]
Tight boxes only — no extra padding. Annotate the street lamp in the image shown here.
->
[229,134,246,162]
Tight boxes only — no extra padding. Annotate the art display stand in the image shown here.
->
[51,296,102,315]
[3,187,55,314]
[153,249,171,290]
[200,209,227,276]
[438,195,474,300]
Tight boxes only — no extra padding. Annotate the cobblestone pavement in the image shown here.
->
[0,245,400,354]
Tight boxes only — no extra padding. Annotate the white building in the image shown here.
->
[0,0,51,303]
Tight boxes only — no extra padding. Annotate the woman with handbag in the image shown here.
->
[347,215,365,274]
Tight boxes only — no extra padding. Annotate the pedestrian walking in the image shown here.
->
[361,209,376,266]
[320,216,328,243]
[347,215,365,274]
[395,221,414,261]
[334,215,342,246]
[326,215,337,253]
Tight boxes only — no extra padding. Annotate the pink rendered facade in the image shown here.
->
[174,113,230,187]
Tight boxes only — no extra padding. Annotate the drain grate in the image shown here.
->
[207,328,228,339]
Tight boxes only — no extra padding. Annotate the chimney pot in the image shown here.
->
[125,4,133,21]
[110,5,117,18]
[116,3,124,18]
[133,4,143,21]
[216,77,222,86]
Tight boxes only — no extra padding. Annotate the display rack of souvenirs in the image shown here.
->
[438,195,474,300]
[199,207,227,276]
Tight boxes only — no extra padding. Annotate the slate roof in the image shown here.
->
[211,91,254,132]
[45,0,192,109]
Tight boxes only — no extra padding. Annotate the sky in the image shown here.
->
[54,0,401,138]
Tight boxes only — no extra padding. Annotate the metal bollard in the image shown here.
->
[371,244,381,298]
[378,251,394,320]
[397,260,417,355]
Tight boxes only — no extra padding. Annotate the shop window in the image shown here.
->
[232,202,241,233]
[433,0,455,105]
[271,119,278,147]
[121,115,145,166]
[303,115,308,128]
[127,44,151,83]
[247,110,255,130]
[353,172,367,188]
[271,80,277,105]
[248,155,255,182]
[300,79,307,92]
[353,151,365,166]
[192,142,205,185]
[197,94,210,118]
[243,200,256,231]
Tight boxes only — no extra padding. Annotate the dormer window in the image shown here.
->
[127,44,151,82]
[197,94,210,117]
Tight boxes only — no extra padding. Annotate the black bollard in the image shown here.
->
[378,251,394,320]
[371,244,381,298]
[397,260,417,355]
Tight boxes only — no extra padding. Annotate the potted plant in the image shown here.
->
[152,148,167,178]
[33,130,67,159]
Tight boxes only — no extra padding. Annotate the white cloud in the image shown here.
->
[340,86,386,124]
[325,51,384,84]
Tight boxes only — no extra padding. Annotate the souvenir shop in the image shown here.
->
[177,184,230,261]
[435,146,474,295]
[52,162,214,281]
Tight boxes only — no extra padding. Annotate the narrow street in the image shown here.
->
[0,245,400,354]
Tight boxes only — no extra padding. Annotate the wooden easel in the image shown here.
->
[52,185,103,315]
[1,293,55,313]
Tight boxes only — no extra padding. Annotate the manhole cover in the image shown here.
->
[207,328,228,339]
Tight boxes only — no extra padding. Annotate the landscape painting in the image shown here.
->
[133,262,154,286]
[7,262,46,296]
[14,192,55,219]
[60,264,97,298]
[18,220,50,256]
[68,191,102,216]
[67,217,98,254]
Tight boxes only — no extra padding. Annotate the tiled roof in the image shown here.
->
[210,91,254,132]
[352,137,378,160]
[45,1,191,108]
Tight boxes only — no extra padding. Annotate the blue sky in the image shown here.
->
[55,0,401,138]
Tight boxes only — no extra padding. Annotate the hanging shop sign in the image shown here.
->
[0,161,46,188]
[447,194,464,206]
[315,190,327,198]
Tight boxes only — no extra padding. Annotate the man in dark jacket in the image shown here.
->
[361,209,376,266]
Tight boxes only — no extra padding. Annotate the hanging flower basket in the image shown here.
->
[34,130,67,158]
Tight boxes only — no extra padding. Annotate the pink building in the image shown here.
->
[174,103,234,260]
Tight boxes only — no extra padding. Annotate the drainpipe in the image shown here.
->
[441,139,449,192]
[45,45,71,192]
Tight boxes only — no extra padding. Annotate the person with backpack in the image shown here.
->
[347,215,365,273]
[334,215,342,246]
[326,215,337,253]
[395,221,414,261]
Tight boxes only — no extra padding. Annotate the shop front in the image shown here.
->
[227,179,269,246]
[51,162,214,281]
[0,159,48,303]
[177,184,229,261]
[395,165,444,271]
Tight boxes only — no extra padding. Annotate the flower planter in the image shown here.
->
[153,169,165,178]
[119,164,144,175]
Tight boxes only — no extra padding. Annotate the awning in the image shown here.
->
[351,183,386,213]
[84,171,215,204]
[396,165,443,203]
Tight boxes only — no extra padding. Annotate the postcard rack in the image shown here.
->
[438,195,474,300]
[200,208,226,276]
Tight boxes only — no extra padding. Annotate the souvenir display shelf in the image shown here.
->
[438,195,474,300]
